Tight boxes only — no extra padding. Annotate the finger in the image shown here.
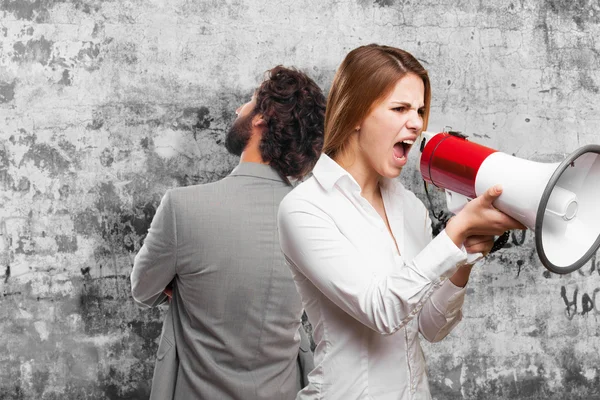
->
[468,239,494,251]
[480,184,503,206]
[508,218,527,231]
[464,235,494,246]
[496,213,527,231]
[465,241,494,254]
[465,241,493,251]
[465,235,494,247]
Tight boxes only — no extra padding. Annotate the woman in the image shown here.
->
[277,44,525,400]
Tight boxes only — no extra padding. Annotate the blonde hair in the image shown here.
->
[323,44,431,159]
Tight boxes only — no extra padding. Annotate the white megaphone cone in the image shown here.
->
[418,130,600,274]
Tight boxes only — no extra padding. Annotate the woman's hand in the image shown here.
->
[464,235,495,256]
[448,235,496,287]
[445,184,526,248]
[445,185,526,287]
[163,278,175,302]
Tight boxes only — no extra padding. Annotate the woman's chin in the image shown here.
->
[387,154,407,175]
[380,164,403,179]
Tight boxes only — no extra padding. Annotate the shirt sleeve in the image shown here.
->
[418,279,466,342]
[414,202,468,342]
[277,196,467,336]
[130,190,178,308]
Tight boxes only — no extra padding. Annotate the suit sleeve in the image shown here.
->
[131,190,177,308]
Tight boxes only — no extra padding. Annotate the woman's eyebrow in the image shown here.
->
[390,101,425,108]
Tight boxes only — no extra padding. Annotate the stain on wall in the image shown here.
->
[0,80,16,103]
[0,0,599,398]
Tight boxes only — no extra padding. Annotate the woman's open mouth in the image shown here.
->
[393,139,415,161]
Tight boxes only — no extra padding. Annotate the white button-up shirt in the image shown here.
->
[278,154,470,400]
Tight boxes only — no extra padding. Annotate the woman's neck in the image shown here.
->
[334,149,381,201]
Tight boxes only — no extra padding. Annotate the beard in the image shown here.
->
[225,112,254,156]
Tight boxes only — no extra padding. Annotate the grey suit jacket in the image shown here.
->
[131,162,312,400]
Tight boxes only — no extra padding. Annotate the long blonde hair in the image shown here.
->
[323,44,431,159]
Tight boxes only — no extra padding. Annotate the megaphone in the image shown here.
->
[418,130,600,274]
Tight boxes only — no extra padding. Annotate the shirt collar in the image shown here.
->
[229,162,287,184]
[312,154,361,192]
[312,153,404,195]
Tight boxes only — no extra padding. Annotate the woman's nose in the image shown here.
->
[235,105,242,115]
[406,110,423,131]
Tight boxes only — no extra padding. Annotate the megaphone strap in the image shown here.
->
[422,180,448,223]
[489,231,510,254]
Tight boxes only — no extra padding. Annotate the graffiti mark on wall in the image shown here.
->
[560,253,600,319]
[560,285,600,320]
[511,229,527,246]
[498,227,600,321]
[576,253,598,277]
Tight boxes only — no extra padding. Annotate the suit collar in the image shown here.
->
[229,162,287,183]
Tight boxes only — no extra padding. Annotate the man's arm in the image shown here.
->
[131,190,178,308]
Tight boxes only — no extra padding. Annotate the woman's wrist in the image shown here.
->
[449,263,474,287]
[445,216,469,248]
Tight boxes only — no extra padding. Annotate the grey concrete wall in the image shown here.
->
[0,0,599,399]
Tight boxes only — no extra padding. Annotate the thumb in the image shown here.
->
[481,184,503,205]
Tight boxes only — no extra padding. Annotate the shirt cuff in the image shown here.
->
[412,229,468,281]
[464,250,484,265]
[430,279,467,315]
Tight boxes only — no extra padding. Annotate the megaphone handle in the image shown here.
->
[489,231,510,254]
[445,190,471,214]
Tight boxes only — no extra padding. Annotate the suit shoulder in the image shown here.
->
[168,180,221,199]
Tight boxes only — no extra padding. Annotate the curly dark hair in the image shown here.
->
[254,66,326,180]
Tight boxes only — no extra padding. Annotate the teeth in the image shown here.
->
[402,139,414,145]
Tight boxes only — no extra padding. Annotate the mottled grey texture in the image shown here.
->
[0,0,599,399]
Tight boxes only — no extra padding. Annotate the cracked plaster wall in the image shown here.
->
[0,0,599,399]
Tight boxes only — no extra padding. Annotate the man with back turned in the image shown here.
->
[131,66,325,399]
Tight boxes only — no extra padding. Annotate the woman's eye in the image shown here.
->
[418,109,425,116]
[393,107,406,112]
